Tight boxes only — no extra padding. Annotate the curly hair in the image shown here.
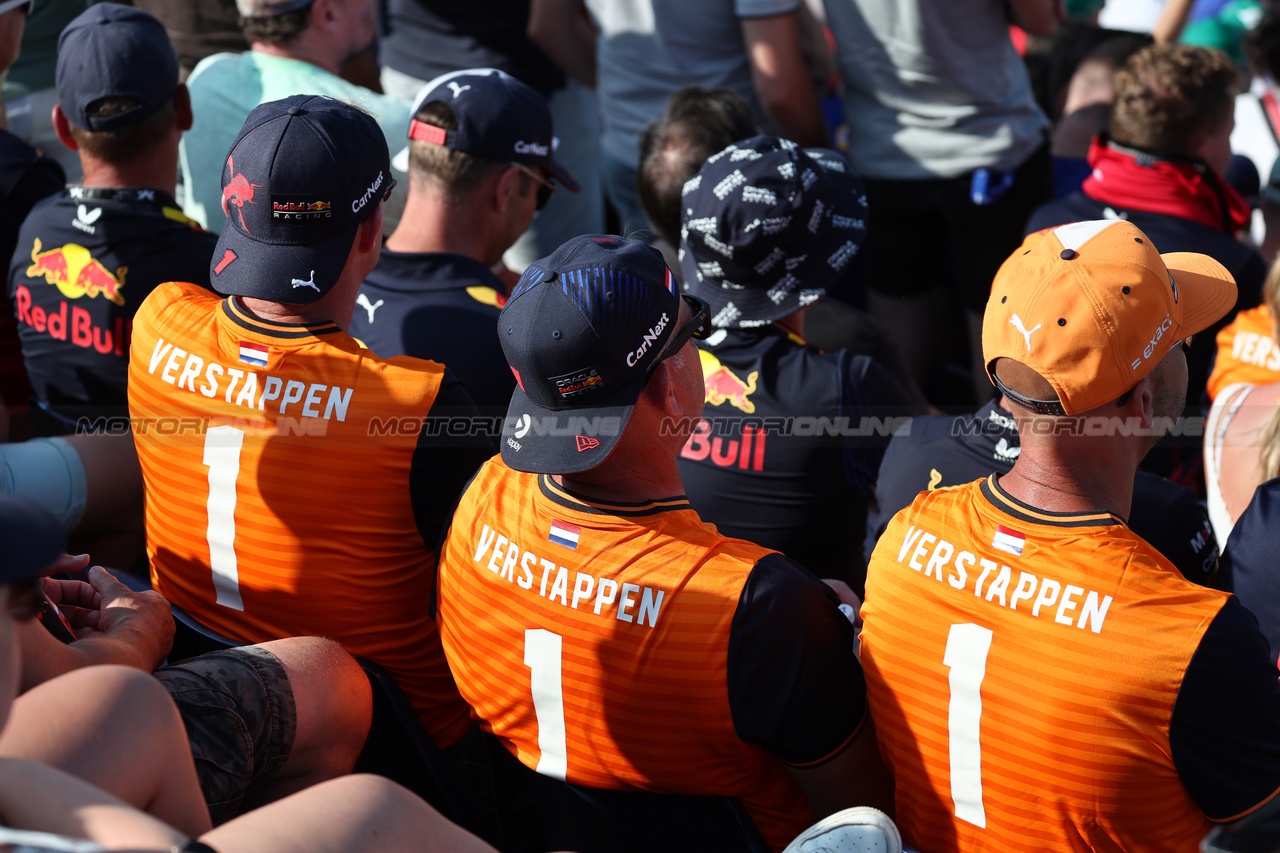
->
[1110,43,1239,154]
[637,86,758,247]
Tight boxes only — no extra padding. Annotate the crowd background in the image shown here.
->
[3,1,1280,852]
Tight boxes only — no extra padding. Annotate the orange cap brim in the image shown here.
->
[1162,251,1238,340]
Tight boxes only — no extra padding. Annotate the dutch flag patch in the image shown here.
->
[238,341,269,367]
[991,524,1026,558]
[548,519,581,550]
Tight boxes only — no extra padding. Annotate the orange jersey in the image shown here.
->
[1207,304,1280,400]
[129,281,474,747]
[862,475,1233,853]
[437,457,854,850]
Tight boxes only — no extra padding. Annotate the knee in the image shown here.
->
[258,637,372,762]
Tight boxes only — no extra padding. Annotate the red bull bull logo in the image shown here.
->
[223,155,262,232]
[26,238,127,305]
[699,350,758,414]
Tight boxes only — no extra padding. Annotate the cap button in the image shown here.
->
[287,106,303,116]
[1060,249,1078,260]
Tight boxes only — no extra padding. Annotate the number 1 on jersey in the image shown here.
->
[203,425,245,611]
[524,628,568,780]
[944,622,993,828]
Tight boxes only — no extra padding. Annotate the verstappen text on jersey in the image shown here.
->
[890,522,1114,634]
[142,337,355,422]
[469,523,667,627]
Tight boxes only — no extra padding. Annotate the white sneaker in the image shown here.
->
[782,807,902,853]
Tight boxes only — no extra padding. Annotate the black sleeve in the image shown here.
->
[1219,478,1280,659]
[727,552,865,765]
[410,370,497,549]
[1128,472,1219,587]
[1170,596,1280,821]
[838,353,914,496]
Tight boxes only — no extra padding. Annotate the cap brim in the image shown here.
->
[210,218,358,304]
[1163,251,1238,338]
[545,158,579,193]
[499,371,647,475]
[0,495,66,583]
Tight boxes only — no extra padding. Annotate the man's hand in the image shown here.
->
[823,578,862,615]
[40,565,173,668]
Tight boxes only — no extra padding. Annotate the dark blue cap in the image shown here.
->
[210,95,392,304]
[404,68,578,192]
[0,495,65,583]
[681,136,868,328]
[56,3,179,133]
[499,235,679,474]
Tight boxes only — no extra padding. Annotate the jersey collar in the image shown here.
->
[220,296,343,341]
[981,474,1125,529]
[537,474,691,517]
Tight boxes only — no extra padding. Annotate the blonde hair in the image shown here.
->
[1257,259,1280,480]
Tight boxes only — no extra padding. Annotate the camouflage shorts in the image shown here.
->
[154,645,297,825]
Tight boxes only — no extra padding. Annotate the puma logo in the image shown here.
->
[291,270,319,292]
[356,292,384,324]
[1010,313,1042,352]
[446,81,471,98]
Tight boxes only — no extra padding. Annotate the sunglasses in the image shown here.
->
[657,294,712,362]
[382,177,398,205]
[511,163,557,211]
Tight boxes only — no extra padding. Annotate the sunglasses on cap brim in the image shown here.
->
[512,163,558,211]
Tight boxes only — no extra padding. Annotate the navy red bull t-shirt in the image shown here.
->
[1219,478,1280,663]
[870,399,1221,586]
[677,325,912,593]
[8,187,217,432]
[348,250,514,414]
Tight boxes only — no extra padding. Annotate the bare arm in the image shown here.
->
[1152,0,1195,44]
[528,0,597,88]
[1006,0,1064,37]
[788,716,895,820]
[742,12,828,148]
[18,561,173,692]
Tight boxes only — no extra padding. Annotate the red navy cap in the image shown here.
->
[499,235,684,475]
[400,68,578,193]
[210,95,392,304]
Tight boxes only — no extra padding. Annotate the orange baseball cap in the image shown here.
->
[983,220,1237,415]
